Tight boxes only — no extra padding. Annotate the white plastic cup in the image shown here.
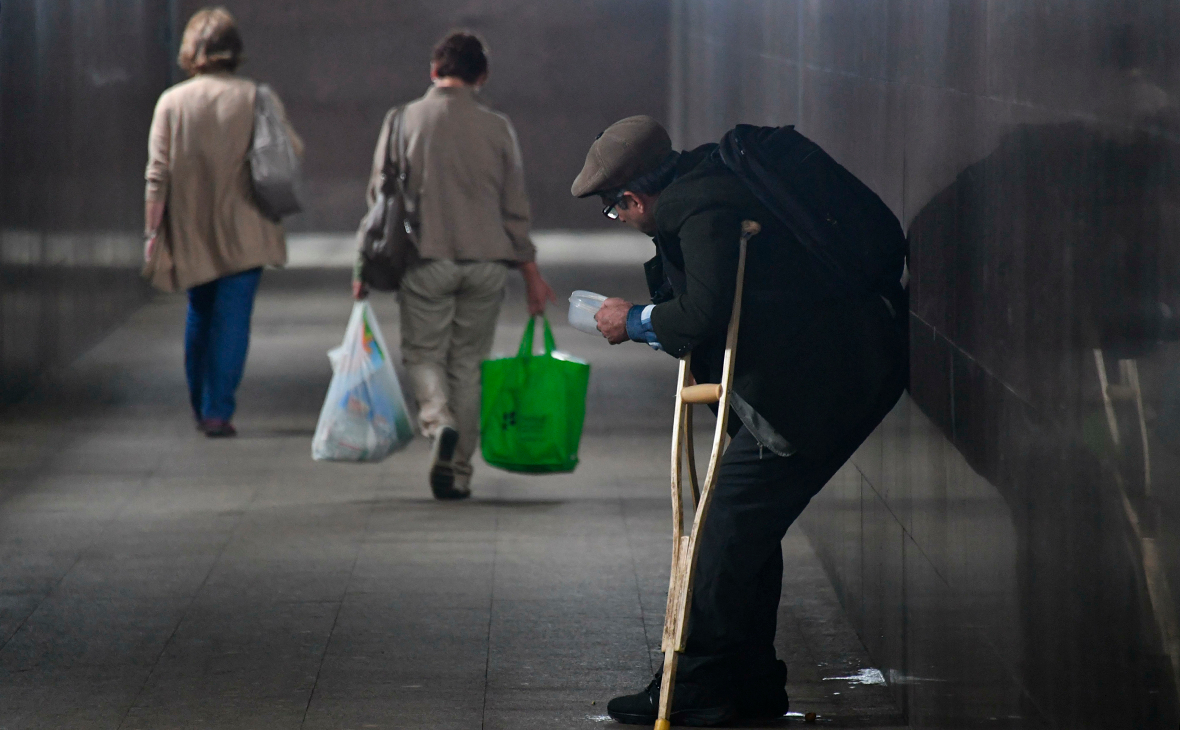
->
[568,290,607,335]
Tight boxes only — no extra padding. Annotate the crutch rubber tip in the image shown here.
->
[654,720,672,730]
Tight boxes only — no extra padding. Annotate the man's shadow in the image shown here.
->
[904,113,1180,727]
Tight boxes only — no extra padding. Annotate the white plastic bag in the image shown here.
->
[312,301,414,461]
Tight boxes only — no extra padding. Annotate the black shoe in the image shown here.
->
[607,673,736,727]
[430,427,467,500]
[735,660,790,719]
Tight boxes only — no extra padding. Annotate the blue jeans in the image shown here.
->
[185,268,262,422]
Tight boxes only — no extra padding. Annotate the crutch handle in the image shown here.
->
[680,383,722,404]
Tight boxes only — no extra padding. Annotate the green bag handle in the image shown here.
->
[515,315,557,359]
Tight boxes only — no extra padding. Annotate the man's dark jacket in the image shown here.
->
[646,145,907,456]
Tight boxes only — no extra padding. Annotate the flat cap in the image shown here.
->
[571,116,672,198]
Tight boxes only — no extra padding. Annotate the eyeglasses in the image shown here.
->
[602,194,625,220]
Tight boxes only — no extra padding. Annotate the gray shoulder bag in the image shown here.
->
[249,83,303,221]
[357,107,419,291]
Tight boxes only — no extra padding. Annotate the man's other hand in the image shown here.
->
[352,280,369,300]
[520,261,557,316]
[596,298,632,344]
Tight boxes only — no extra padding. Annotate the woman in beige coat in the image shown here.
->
[144,7,302,437]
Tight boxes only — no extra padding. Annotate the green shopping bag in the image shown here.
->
[481,316,590,473]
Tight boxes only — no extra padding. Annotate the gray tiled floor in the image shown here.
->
[0,266,904,728]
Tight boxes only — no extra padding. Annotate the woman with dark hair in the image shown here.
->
[144,6,302,437]
[354,31,555,499]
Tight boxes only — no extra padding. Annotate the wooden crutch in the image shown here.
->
[655,219,760,730]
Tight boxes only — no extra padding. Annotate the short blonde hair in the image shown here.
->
[178,7,243,76]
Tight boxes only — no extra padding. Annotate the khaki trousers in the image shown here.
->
[398,260,508,485]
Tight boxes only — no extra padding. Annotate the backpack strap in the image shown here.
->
[718,125,857,293]
[717,124,907,311]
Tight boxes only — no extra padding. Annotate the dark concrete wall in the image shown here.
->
[0,1,667,404]
[671,1,1180,727]
[177,0,669,231]
[0,0,174,404]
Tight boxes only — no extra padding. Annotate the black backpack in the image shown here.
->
[717,125,907,304]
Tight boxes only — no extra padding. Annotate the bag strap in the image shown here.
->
[393,107,408,195]
[541,317,556,355]
[515,316,556,358]
[515,318,536,358]
[717,126,855,293]
[379,107,406,197]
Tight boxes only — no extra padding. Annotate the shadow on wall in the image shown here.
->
[906,113,1180,727]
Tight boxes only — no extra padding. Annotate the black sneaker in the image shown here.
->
[430,426,467,500]
[735,660,790,719]
[607,673,736,727]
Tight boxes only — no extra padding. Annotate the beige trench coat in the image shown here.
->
[144,72,303,292]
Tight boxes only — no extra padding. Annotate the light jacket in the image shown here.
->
[145,72,303,291]
[363,85,536,264]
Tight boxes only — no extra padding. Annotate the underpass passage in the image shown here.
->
[5,3,1179,728]
[0,257,904,729]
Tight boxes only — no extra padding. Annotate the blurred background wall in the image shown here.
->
[179,0,670,232]
[670,1,1180,727]
[0,1,669,405]
[0,0,175,404]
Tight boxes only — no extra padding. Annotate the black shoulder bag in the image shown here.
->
[357,107,419,291]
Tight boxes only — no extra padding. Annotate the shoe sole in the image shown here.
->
[607,707,735,727]
[430,428,463,500]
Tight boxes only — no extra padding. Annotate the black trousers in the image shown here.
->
[676,381,904,693]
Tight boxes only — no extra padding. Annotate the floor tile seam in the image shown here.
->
[299,494,379,728]
[0,562,75,654]
[779,548,906,724]
[782,536,861,674]
[479,507,500,730]
[619,495,657,675]
[783,598,825,671]
[114,501,250,730]
[0,466,161,657]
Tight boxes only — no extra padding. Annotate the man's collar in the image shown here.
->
[426,84,476,100]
